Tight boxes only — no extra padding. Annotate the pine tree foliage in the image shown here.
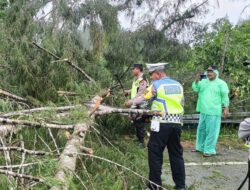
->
[0,0,249,189]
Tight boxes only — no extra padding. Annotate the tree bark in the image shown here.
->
[50,124,89,190]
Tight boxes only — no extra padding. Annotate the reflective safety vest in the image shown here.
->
[131,75,145,99]
[151,77,184,115]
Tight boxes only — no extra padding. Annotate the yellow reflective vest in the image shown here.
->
[131,75,145,99]
[143,77,184,115]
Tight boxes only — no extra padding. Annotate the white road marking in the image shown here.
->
[184,162,248,166]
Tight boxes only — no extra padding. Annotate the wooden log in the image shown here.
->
[50,124,89,190]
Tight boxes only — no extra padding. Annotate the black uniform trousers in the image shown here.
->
[133,117,146,143]
[147,123,185,190]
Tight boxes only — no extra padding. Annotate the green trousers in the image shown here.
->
[195,113,221,154]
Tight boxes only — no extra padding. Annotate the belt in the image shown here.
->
[159,114,183,124]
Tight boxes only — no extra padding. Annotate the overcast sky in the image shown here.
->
[202,0,250,24]
[118,0,250,30]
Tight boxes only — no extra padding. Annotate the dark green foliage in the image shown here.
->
[188,19,250,111]
[0,0,7,19]
[0,0,249,189]
[0,0,111,103]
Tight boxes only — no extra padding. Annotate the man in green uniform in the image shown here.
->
[124,64,147,148]
[192,65,230,157]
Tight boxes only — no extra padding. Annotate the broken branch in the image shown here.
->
[57,91,80,97]
[0,169,45,183]
[80,146,94,155]
[95,108,161,116]
[0,88,28,103]
[0,146,53,156]
[0,118,86,130]
[32,42,97,85]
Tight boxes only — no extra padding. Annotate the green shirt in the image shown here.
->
[192,72,229,116]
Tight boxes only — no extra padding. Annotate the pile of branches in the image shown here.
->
[0,87,162,189]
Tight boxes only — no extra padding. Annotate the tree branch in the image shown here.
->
[161,0,208,31]
[95,108,161,116]
[0,88,28,103]
[32,42,97,85]
[1,105,78,118]
[0,118,87,130]
[48,128,60,156]
[80,146,94,155]
[0,146,54,156]
[17,134,25,185]
[78,153,167,190]
[57,91,80,97]
[0,162,38,170]
[0,169,45,183]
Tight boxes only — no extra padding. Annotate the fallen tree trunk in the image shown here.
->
[50,124,89,190]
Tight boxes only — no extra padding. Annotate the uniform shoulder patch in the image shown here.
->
[163,84,182,95]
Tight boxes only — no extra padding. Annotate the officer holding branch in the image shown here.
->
[124,64,148,148]
[133,63,186,190]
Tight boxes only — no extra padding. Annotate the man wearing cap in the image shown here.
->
[124,64,148,148]
[133,63,186,190]
[192,65,230,157]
